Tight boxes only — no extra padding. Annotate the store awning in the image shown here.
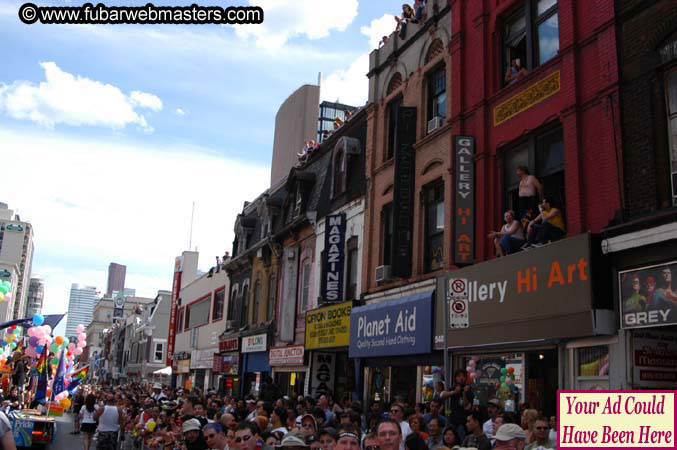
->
[153,366,172,376]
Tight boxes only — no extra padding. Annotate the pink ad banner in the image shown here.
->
[558,390,676,448]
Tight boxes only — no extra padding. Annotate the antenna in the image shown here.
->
[188,201,195,250]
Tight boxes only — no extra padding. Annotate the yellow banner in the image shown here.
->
[305,301,352,349]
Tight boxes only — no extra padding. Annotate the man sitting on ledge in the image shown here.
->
[525,198,565,247]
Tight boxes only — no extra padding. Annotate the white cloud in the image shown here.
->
[360,13,397,49]
[130,90,163,112]
[0,62,161,131]
[1,126,270,325]
[321,53,369,107]
[235,0,359,49]
[174,108,186,116]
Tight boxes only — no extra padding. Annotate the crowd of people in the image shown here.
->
[65,375,557,450]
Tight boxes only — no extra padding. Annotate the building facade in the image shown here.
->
[0,203,34,321]
[25,277,44,319]
[65,284,99,340]
[106,262,126,297]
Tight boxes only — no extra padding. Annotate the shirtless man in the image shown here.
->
[516,166,543,219]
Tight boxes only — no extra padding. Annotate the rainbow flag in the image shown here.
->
[68,365,89,392]
[34,344,49,403]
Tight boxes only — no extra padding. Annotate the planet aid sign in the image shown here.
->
[305,301,351,349]
[349,291,433,358]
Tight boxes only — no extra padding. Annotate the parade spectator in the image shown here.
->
[95,394,122,450]
[483,398,501,444]
[363,432,380,450]
[461,412,491,450]
[320,429,338,450]
[505,59,528,85]
[278,433,310,450]
[377,420,402,450]
[204,423,229,450]
[422,399,446,429]
[336,425,360,450]
[441,427,459,449]
[0,411,17,450]
[515,166,543,219]
[183,419,209,450]
[318,395,335,426]
[407,415,428,440]
[404,433,428,450]
[525,417,555,450]
[271,407,289,435]
[234,422,261,450]
[526,199,565,246]
[520,409,539,444]
[494,423,526,450]
[79,394,98,450]
[299,414,318,437]
[389,403,412,449]
[488,210,526,256]
[425,418,443,450]
[151,383,167,402]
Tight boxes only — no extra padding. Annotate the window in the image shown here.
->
[424,180,445,272]
[333,150,345,197]
[176,307,184,333]
[382,203,394,266]
[227,286,238,322]
[154,342,164,363]
[502,0,559,86]
[252,280,261,324]
[386,96,403,161]
[300,259,311,312]
[186,296,210,329]
[267,275,276,321]
[575,345,609,390]
[665,67,677,205]
[504,126,565,219]
[241,283,249,326]
[346,237,359,300]
[427,65,446,122]
[213,289,225,322]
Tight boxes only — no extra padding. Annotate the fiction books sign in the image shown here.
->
[322,214,346,303]
[454,136,475,265]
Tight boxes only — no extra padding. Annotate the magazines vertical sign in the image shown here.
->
[454,136,475,265]
[167,256,183,367]
[392,106,417,277]
[322,214,346,303]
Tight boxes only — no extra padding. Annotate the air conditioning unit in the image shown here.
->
[375,265,392,283]
[336,136,362,155]
[225,320,235,329]
[427,116,443,133]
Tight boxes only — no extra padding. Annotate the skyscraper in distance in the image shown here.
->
[65,284,99,339]
[25,277,44,318]
[106,262,126,297]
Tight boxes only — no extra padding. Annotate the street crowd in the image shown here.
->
[65,375,557,450]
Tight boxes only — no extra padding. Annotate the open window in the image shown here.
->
[424,180,445,272]
[386,96,403,161]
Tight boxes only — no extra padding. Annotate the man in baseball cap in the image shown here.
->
[494,423,526,450]
[182,419,208,450]
[277,432,309,449]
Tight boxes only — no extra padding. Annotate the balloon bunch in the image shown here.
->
[496,367,518,397]
[0,280,12,303]
[466,356,481,383]
[1,325,23,352]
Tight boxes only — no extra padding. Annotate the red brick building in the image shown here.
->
[356,0,622,408]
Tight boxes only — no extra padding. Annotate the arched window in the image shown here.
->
[425,39,444,64]
[252,280,261,324]
[387,72,403,96]
[227,285,238,322]
[300,259,311,312]
[267,275,276,321]
[333,150,345,197]
[240,283,249,326]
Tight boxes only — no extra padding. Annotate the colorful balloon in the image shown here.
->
[55,336,64,346]
[507,367,515,374]
[33,314,44,326]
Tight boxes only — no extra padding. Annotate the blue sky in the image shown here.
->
[0,0,400,336]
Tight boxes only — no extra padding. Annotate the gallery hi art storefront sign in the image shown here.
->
[443,233,612,347]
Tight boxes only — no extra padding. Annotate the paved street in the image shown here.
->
[31,413,81,450]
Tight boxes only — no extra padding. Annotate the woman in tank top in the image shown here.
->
[79,394,99,450]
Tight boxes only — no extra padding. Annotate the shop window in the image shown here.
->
[575,345,609,389]
[386,96,403,161]
[187,296,210,329]
[346,237,359,300]
[504,126,565,221]
[502,0,559,87]
[252,280,261,324]
[381,203,394,266]
[427,65,446,126]
[241,283,249,326]
[424,180,445,272]
[267,275,276,321]
[213,289,225,322]
[665,67,677,205]
[227,286,238,323]
[300,259,311,312]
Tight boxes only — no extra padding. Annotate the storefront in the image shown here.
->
[442,234,614,416]
[306,301,354,401]
[349,290,436,404]
[215,337,240,396]
[191,348,218,390]
[269,345,307,398]
[173,352,191,390]
[241,332,270,397]
[603,219,677,390]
